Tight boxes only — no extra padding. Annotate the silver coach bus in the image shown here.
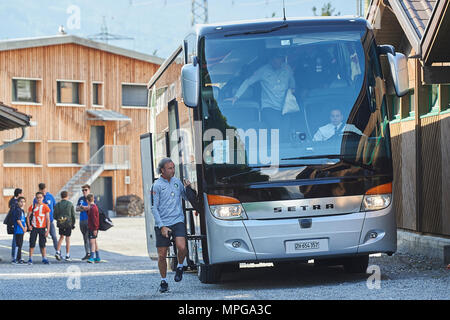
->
[141,16,409,283]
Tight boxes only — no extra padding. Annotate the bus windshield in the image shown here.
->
[199,24,392,186]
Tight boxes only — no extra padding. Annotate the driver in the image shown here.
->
[313,109,363,141]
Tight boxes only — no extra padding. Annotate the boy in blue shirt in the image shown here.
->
[12,197,27,264]
[76,184,92,260]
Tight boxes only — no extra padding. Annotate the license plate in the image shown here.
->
[285,239,329,254]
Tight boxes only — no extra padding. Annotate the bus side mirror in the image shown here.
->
[181,60,199,108]
[386,51,409,97]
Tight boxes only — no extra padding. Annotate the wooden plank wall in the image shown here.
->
[0,43,159,212]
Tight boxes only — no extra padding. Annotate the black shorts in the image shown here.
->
[30,228,46,249]
[88,230,98,239]
[59,227,72,237]
[155,222,186,248]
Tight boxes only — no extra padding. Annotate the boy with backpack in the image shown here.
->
[53,191,76,262]
[86,194,101,263]
[4,188,23,262]
[12,197,27,264]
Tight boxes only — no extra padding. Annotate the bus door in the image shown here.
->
[167,99,200,270]
[140,132,158,260]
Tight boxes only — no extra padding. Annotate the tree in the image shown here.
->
[312,2,341,16]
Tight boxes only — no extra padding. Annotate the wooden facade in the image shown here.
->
[368,0,450,237]
[0,36,162,213]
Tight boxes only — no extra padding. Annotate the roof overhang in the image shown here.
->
[0,35,165,65]
[421,0,450,65]
[148,45,183,90]
[87,109,132,122]
[0,103,32,131]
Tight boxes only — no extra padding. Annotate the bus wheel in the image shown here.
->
[198,263,222,284]
[343,255,369,274]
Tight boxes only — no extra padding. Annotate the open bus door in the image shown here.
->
[140,132,158,260]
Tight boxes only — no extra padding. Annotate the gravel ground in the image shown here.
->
[0,216,448,300]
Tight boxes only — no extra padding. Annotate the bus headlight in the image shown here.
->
[361,194,391,211]
[210,204,247,220]
[207,194,247,220]
[361,182,392,211]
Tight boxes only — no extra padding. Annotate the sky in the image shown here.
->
[0,0,358,59]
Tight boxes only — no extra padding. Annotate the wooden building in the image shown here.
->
[367,0,450,236]
[0,34,163,213]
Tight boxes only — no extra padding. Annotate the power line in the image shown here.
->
[88,16,134,44]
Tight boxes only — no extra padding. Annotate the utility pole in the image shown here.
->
[356,0,363,17]
[192,0,208,26]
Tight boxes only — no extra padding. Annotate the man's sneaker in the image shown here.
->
[42,258,50,265]
[18,260,25,265]
[27,259,33,265]
[82,253,91,261]
[94,258,101,263]
[159,280,169,293]
[55,252,62,261]
[64,256,72,262]
[11,259,17,264]
[87,257,95,264]
[174,267,184,282]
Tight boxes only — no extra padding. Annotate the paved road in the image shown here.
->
[0,216,448,300]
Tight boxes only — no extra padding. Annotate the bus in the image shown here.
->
[141,16,409,283]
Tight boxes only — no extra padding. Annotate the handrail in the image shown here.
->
[55,145,130,202]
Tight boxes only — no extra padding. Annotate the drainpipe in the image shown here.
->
[0,127,27,151]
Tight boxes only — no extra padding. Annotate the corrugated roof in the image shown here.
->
[0,103,32,131]
[86,109,132,122]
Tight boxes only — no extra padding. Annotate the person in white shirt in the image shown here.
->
[313,109,363,142]
[228,51,295,136]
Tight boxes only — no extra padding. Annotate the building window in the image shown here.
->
[92,83,103,106]
[445,85,450,112]
[12,79,40,104]
[390,95,400,121]
[428,84,439,113]
[57,81,84,105]
[408,89,415,117]
[3,142,36,164]
[122,84,148,107]
[48,143,79,164]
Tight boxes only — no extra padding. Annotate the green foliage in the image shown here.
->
[312,2,341,16]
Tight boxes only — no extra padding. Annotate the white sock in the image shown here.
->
[161,278,168,282]
[177,263,184,269]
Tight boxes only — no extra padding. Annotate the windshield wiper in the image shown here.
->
[219,163,308,182]
[225,24,288,37]
[281,154,377,172]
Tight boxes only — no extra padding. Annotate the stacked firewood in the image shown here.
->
[115,195,144,216]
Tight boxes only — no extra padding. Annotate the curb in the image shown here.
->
[397,229,450,264]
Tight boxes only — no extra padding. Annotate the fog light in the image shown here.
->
[232,241,241,248]
[370,232,378,239]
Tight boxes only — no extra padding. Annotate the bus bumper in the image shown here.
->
[206,205,396,264]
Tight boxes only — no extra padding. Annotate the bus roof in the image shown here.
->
[196,16,370,37]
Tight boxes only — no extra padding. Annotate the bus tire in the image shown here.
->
[198,263,222,284]
[343,255,369,274]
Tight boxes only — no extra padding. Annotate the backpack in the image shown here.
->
[3,208,15,235]
[98,207,113,231]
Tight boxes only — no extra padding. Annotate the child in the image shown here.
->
[54,190,76,261]
[12,197,27,264]
[27,192,51,265]
[86,194,100,263]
